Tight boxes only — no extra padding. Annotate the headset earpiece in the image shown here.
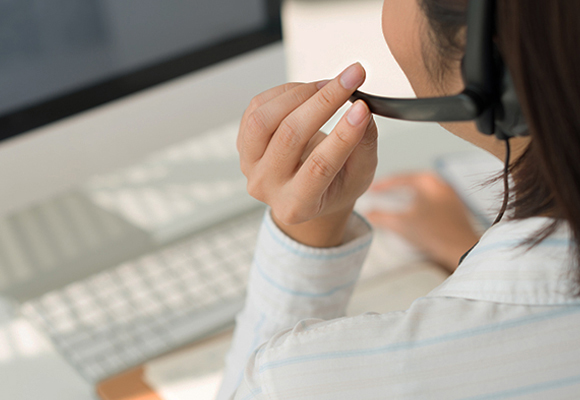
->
[494,67,528,138]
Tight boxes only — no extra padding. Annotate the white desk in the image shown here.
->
[0,299,94,400]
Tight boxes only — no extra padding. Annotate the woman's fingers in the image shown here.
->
[239,82,321,166]
[241,82,303,125]
[237,63,375,225]
[292,100,373,214]
[344,113,379,187]
[261,63,366,174]
[238,82,308,154]
[370,173,424,192]
[366,210,405,233]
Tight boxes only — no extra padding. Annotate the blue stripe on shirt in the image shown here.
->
[258,306,580,373]
[235,313,268,390]
[255,258,357,297]
[460,373,580,400]
[467,238,571,258]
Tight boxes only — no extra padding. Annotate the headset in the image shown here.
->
[351,0,528,231]
[350,0,528,140]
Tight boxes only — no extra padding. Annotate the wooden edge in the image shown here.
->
[95,328,234,400]
[96,366,161,400]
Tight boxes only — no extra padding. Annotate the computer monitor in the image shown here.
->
[0,0,286,216]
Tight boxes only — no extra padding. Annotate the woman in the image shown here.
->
[217,0,580,398]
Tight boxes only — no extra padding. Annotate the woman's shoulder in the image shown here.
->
[249,298,580,400]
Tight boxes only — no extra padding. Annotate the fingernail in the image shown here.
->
[347,101,368,126]
[340,63,364,90]
[316,80,330,90]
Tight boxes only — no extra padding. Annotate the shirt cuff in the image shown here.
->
[263,208,373,258]
[247,209,373,320]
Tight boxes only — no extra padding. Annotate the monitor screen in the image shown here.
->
[0,0,281,140]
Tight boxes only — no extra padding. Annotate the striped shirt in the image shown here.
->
[217,211,580,400]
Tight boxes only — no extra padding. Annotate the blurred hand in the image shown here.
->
[238,63,378,247]
[366,172,480,272]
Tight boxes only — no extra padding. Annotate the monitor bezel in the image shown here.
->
[0,0,282,142]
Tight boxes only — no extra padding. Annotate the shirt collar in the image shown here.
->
[427,217,580,306]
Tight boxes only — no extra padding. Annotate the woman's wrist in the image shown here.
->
[271,206,355,248]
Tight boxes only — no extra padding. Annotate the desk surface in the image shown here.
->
[0,313,94,400]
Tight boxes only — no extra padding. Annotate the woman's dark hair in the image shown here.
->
[420,0,580,293]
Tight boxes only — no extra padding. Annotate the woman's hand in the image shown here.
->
[238,63,378,247]
[366,172,481,272]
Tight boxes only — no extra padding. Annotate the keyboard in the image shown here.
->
[20,208,264,383]
[1,120,264,383]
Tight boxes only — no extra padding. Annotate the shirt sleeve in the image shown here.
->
[216,209,373,400]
